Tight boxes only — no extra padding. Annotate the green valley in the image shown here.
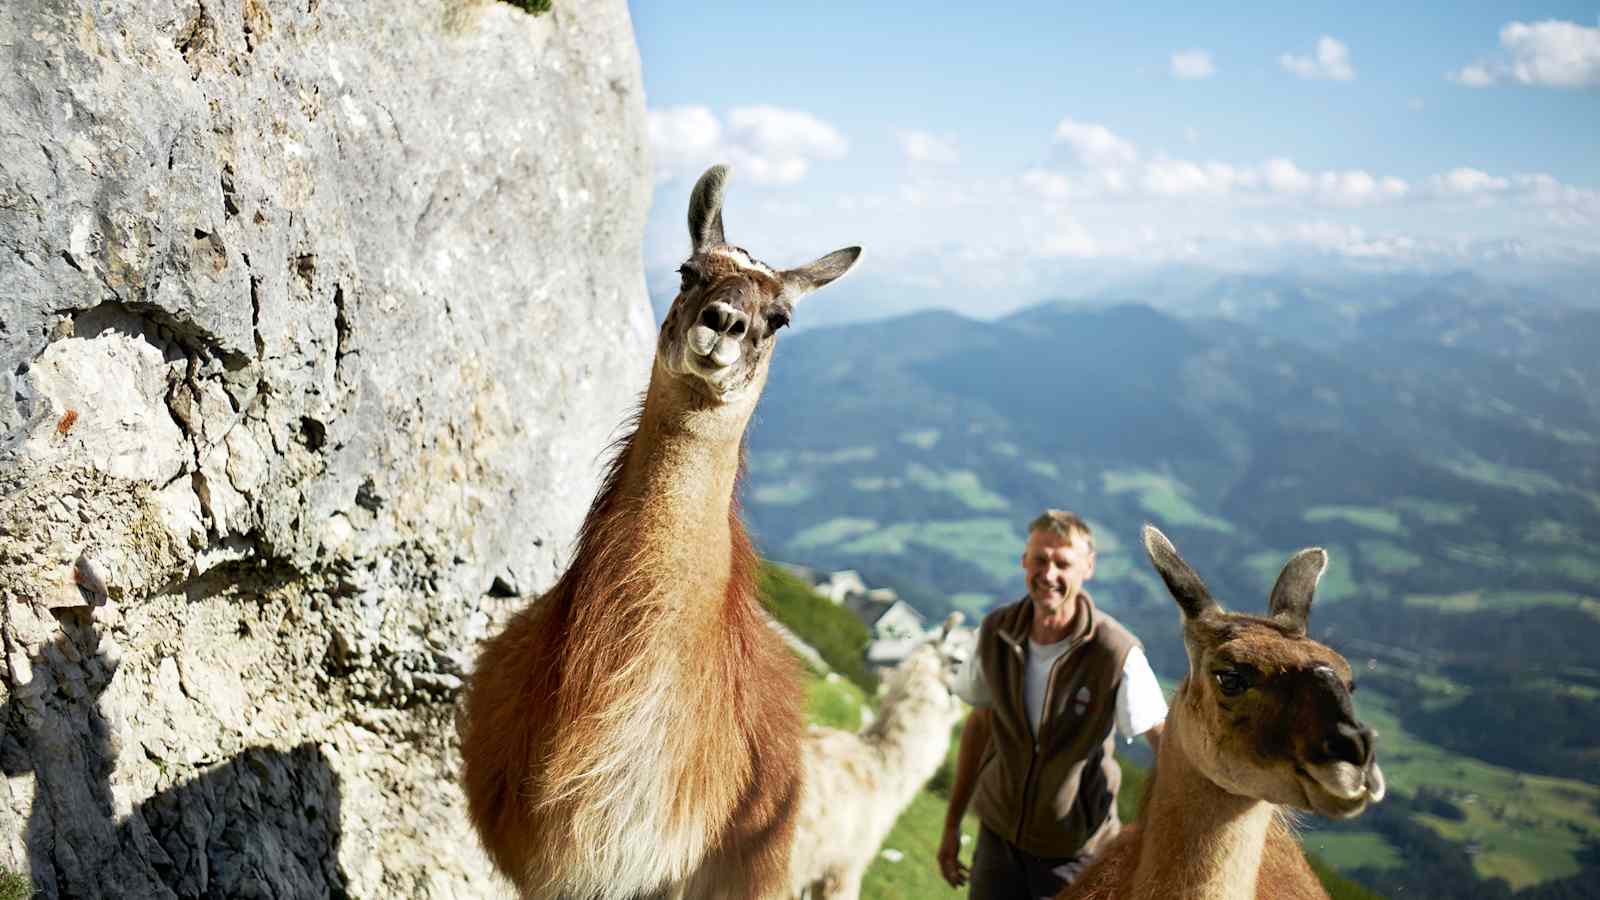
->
[744,277,1600,897]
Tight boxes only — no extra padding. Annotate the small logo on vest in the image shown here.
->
[1074,686,1091,716]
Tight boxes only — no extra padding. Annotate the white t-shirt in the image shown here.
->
[953,637,1167,742]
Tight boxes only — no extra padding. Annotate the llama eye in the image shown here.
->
[1215,668,1250,697]
[767,311,790,332]
[678,266,699,290]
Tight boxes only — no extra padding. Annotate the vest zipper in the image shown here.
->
[1012,637,1083,845]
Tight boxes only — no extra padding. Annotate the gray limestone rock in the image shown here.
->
[0,0,655,895]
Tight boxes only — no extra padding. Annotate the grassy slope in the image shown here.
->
[760,564,878,694]
[0,872,27,900]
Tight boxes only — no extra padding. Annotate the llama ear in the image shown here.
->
[939,611,964,640]
[1268,547,1327,635]
[779,247,862,303]
[687,164,730,253]
[1142,524,1219,621]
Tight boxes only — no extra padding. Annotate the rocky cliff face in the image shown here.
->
[0,0,654,895]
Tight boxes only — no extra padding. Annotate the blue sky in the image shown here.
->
[629,3,1600,320]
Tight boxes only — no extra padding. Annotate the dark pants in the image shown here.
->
[968,825,1095,900]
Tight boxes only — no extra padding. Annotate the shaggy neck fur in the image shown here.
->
[1130,686,1276,900]
[539,366,760,892]
[862,657,959,803]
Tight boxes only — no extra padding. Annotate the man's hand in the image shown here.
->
[937,822,968,888]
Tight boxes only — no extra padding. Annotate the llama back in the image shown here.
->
[788,726,892,895]
[787,642,966,898]
[1052,825,1140,900]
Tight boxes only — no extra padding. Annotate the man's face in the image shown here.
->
[1021,528,1095,616]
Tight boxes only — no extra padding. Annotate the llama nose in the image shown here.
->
[699,302,748,338]
[1322,721,1375,768]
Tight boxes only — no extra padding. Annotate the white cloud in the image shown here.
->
[1032,144,1407,207]
[1052,118,1139,167]
[646,104,848,186]
[1280,36,1356,81]
[727,106,847,160]
[898,130,960,165]
[1288,222,1421,260]
[1141,159,1250,196]
[1262,157,1313,193]
[1170,49,1216,80]
[1427,167,1511,195]
[1452,63,1496,87]
[647,106,723,182]
[1035,219,1102,258]
[1451,20,1600,88]
[1021,167,1131,200]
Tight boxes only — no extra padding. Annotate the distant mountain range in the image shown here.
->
[739,270,1600,897]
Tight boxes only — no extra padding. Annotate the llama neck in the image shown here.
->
[864,684,956,807]
[1132,713,1275,900]
[609,368,755,597]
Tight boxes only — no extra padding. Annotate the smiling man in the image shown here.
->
[938,510,1167,899]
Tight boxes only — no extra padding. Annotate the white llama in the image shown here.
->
[788,614,968,900]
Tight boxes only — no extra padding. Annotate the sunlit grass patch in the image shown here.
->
[1358,539,1422,574]
[905,463,1010,511]
[751,446,877,474]
[1541,553,1600,586]
[1441,541,1510,568]
[1093,554,1134,581]
[1439,455,1565,495]
[802,446,878,465]
[1306,505,1406,536]
[1403,591,1484,612]
[0,871,29,900]
[1404,590,1600,622]
[806,670,870,732]
[1393,497,1473,525]
[1303,830,1405,872]
[1245,545,1357,602]
[792,517,879,550]
[1027,460,1061,479]
[1521,519,1586,546]
[861,791,980,900]
[751,479,813,505]
[948,592,996,615]
[1102,469,1233,533]
[748,451,791,474]
[835,518,1025,582]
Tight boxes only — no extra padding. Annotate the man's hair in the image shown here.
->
[1027,509,1094,551]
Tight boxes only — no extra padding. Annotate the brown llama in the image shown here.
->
[788,614,968,900]
[459,164,861,900]
[1057,526,1386,900]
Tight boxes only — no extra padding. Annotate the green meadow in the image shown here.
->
[1306,505,1407,536]
[1101,469,1234,533]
